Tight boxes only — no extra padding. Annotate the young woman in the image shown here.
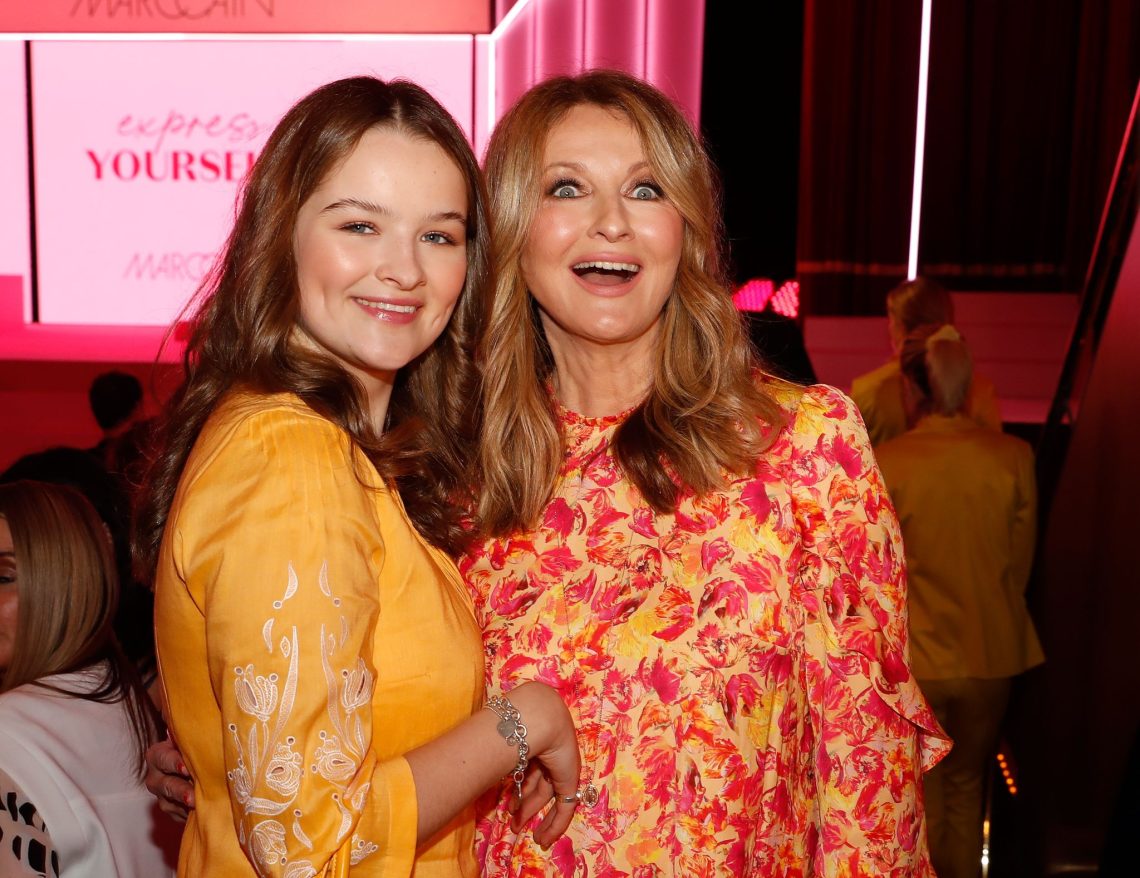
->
[0,480,177,877]
[133,77,579,877]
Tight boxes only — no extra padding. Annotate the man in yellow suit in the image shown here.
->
[876,324,1044,878]
[851,278,1001,446]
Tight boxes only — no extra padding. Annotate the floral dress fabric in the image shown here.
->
[462,382,950,877]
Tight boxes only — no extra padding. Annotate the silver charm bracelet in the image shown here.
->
[484,695,530,802]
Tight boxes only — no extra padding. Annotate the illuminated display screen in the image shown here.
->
[29,38,474,326]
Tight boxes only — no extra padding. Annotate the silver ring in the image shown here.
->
[557,783,599,808]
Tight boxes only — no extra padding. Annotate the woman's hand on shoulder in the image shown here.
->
[145,735,195,822]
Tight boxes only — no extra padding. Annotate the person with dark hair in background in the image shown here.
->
[876,323,1044,878]
[744,308,818,385]
[87,370,147,473]
[851,277,1001,446]
[0,480,178,877]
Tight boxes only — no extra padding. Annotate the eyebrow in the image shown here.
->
[320,198,466,225]
[544,160,653,174]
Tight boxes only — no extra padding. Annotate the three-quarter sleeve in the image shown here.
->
[790,386,950,876]
[175,408,416,877]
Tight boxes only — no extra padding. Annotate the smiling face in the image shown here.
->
[293,125,469,416]
[0,517,17,674]
[520,104,684,362]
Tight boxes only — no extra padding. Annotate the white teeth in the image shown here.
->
[357,299,417,314]
[573,260,640,273]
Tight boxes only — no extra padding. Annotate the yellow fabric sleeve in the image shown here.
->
[176,404,417,876]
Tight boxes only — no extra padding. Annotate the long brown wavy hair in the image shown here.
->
[1,481,161,776]
[477,70,785,535]
[133,76,490,580]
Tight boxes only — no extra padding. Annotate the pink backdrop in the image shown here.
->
[31,39,474,327]
[1,0,707,470]
[0,0,490,35]
[1,0,706,359]
[0,43,30,319]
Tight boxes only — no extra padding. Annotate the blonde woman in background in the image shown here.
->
[0,480,178,878]
[876,324,1044,878]
[850,277,1001,446]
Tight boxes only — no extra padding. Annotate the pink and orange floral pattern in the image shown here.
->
[461,381,950,877]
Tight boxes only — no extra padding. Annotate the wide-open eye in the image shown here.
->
[549,178,584,199]
[630,181,664,201]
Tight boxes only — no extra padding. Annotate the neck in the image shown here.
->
[545,330,656,419]
[289,325,395,434]
[363,379,395,434]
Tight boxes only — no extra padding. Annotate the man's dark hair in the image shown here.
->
[88,371,143,431]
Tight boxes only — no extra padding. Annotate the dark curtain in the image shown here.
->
[1063,0,1140,291]
[798,0,1140,314]
[796,0,921,315]
[920,0,1139,292]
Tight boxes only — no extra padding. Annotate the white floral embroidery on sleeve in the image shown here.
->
[225,560,380,873]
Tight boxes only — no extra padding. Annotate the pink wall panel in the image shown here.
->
[583,0,645,75]
[534,0,583,81]
[646,0,705,126]
[0,43,31,319]
[30,38,474,328]
[489,0,703,131]
[494,1,538,132]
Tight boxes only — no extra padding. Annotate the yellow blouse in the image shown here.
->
[154,392,482,877]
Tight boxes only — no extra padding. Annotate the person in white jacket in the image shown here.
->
[0,480,180,877]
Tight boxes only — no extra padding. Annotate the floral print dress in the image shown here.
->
[461,382,949,877]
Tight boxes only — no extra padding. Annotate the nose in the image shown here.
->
[588,193,633,242]
[375,237,426,290]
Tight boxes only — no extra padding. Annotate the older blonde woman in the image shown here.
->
[464,70,949,876]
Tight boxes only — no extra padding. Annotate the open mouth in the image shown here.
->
[572,260,641,285]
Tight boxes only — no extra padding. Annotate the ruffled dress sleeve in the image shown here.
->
[785,385,951,876]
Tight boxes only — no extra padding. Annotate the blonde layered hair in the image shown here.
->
[0,481,159,772]
[478,70,785,534]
